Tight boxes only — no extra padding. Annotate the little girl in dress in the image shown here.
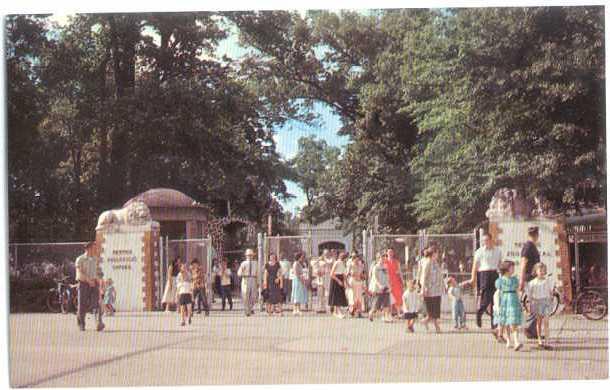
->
[495,260,523,351]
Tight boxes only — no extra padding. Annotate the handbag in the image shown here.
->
[261,288,270,301]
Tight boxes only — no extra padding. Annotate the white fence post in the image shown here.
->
[206,235,213,307]
[362,229,367,266]
[257,232,264,310]
[158,236,163,310]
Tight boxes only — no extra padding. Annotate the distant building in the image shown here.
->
[297,218,353,256]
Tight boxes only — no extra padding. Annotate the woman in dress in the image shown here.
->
[161,257,181,312]
[496,260,523,350]
[328,252,349,318]
[263,253,284,316]
[384,248,404,316]
[291,252,309,316]
[419,244,443,333]
[347,254,365,317]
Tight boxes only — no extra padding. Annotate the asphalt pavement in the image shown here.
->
[9,306,608,387]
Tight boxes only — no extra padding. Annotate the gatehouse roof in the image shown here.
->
[123,188,205,209]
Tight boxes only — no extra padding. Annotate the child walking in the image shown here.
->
[402,280,420,332]
[527,263,554,350]
[492,289,504,342]
[176,263,193,326]
[103,278,116,316]
[446,277,468,330]
[495,260,523,351]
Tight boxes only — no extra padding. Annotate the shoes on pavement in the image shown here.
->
[514,343,523,351]
[476,315,482,328]
[188,316,192,325]
[180,321,185,326]
[205,311,210,317]
[524,330,537,339]
[96,323,105,332]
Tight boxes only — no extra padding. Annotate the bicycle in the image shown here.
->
[46,276,78,314]
[520,273,562,317]
[575,287,607,321]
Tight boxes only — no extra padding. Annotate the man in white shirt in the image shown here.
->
[470,233,503,329]
[75,241,104,332]
[237,248,259,316]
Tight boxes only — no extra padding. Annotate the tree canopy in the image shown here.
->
[6,7,605,241]
[235,7,605,233]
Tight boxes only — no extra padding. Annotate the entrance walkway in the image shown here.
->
[9,313,607,387]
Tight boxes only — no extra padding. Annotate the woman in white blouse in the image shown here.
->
[328,252,349,318]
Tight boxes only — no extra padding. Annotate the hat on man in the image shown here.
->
[528,226,539,235]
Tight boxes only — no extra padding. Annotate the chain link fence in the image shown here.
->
[264,235,313,310]
[163,238,214,308]
[8,242,86,281]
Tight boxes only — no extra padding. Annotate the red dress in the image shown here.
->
[384,257,403,308]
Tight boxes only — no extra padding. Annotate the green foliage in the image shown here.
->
[6,13,293,242]
[289,135,340,224]
[402,7,605,231]
[7,7,606,241]
[234,7,605,233]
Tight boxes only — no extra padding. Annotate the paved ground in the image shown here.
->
[9,306,609,387]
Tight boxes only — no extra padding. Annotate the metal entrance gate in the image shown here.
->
[366,230,476,277]
[262,234,313,310]
[366,229,477,313]
[159,237,214,309]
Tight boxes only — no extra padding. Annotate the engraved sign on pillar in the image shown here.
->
[96,201,160,311]
[494,219,560,282]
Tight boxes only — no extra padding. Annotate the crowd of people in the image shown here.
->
[73,226,559,352]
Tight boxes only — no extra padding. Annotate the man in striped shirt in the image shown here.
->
[190,259,210,316]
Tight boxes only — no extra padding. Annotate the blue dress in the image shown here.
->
[495,276,522,326]
[291,262,308,305]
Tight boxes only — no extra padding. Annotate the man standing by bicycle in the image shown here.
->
[519,226,541,339]
[75,241,105,332]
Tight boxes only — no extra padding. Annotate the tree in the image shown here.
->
[401,7,605,231]
[6,15,55,241]
[233,7,605,233]
[289,135,340,224]
[7,12,294,241]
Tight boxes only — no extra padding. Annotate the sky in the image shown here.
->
[273,107,349,214]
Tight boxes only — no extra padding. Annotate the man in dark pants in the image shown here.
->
[75,242,104,331]
[471,233,502,330]
[519,226,541,339]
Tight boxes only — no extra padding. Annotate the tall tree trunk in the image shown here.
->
[107,15,139,206]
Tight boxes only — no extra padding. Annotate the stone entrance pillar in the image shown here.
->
[486,188,573,312]
[95,201,161,311]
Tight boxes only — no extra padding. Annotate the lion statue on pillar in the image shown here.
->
[485,188,533,219]
[96,201,152,230]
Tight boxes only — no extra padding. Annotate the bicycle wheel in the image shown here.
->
[577,291,607,321]
[521,293,529,312]
[549,293,561,316]
[46,289,61,313]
